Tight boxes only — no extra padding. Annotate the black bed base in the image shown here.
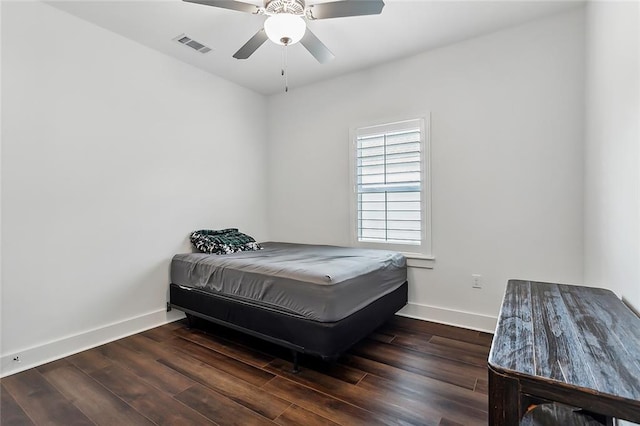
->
[169,282,408,371]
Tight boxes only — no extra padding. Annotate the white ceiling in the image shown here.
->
[48,0,582,95]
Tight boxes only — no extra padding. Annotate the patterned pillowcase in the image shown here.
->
[190,229,262,255]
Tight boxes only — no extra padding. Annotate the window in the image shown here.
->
[351,117,431,255]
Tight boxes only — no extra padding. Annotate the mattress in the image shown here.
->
[170,242,407,322]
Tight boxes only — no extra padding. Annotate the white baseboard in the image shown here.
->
[397,302,497,334]
[1,303,494,377]
[1,308,185,378]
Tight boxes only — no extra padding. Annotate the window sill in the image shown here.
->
[402,252,435,269]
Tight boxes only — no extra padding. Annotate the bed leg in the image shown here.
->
[292,350,300,374]
[186,314,194,329]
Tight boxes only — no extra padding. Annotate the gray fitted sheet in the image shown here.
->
[170,242,407,322]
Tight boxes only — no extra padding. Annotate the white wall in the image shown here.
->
[267,10,586,331]
[1,2,268,375]
[584,1,640,313]
[0,0,4,371]
[7,0,632,378]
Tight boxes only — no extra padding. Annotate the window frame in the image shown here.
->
[349,114,432,258]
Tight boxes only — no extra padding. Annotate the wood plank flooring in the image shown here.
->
[1,316,492,425]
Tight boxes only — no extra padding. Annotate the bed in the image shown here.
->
[168,242,408,371]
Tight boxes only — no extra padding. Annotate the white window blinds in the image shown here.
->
[355,119,423,246]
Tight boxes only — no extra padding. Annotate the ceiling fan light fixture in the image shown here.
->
[264,13,306,45]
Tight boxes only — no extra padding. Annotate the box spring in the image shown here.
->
[169,281,408,360]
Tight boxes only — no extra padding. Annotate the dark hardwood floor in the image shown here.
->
[1,316,492,425]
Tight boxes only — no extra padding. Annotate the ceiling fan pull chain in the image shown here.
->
[284,44,289,92]
[280,43,289,93]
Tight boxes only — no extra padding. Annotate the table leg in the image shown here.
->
[489,367,521,425]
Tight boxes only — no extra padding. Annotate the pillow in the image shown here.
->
[190,229,262,255]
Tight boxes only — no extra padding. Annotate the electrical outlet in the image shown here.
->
[13,356,21,363]
[472,274,482,289]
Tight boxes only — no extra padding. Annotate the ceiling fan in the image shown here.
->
[183,0,385,64]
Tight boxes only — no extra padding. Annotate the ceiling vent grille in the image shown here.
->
[174,34,212,54]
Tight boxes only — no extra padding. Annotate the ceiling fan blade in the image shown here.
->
[300,29,335,64]
[306,0,384,20]
[233,29,269,59]
[183,0,261,14]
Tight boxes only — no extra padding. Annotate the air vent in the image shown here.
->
[173,34,212,54]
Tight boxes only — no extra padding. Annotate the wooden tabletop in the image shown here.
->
[488,280,640,408]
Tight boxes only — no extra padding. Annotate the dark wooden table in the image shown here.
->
[488,280,640,425]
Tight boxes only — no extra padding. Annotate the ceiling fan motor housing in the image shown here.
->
[265,0,306,16]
